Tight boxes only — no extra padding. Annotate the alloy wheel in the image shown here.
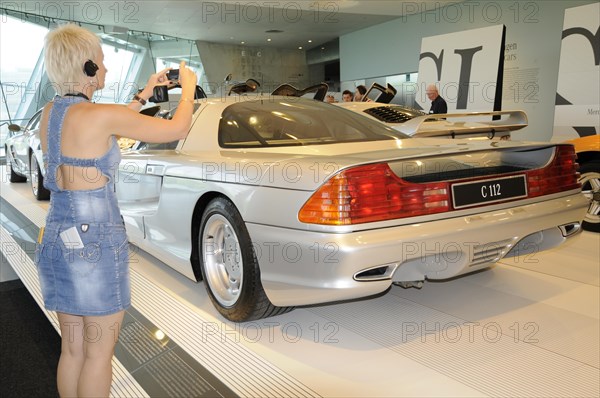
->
[201,214,243,307]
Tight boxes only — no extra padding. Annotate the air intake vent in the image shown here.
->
[364,106,423,123]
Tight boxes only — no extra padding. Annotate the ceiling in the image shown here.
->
[2,0,459,49]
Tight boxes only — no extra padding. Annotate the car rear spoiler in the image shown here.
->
[399,110,528,139]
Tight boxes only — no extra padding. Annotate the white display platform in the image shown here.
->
[2,172,598,397]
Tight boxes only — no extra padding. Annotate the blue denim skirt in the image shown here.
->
[35,221,130,316]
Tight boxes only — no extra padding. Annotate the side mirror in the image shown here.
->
[150,86,169,103]
[8,124,21,133]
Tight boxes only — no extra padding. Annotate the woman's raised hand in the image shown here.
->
[147,68,172,89]
[178,61,197,96]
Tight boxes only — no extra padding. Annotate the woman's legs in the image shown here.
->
[77,310,125,398]
[57,312,85,397]
[56,310,125,398]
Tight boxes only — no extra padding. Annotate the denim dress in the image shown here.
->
[35,96,130,316]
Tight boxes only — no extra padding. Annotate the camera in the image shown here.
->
[167,69,179,81]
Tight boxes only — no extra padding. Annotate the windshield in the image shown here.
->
[219,98,409,148]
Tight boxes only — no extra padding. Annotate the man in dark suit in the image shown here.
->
[426,84,447,114]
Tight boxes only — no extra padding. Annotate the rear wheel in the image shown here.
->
[579,160,599,233]
[199,197,293,321]
[30,154,50,200]
[7,147,27,183]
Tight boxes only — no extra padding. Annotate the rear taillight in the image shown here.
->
[298,163,449,225]
[526,145,580,197]
[299,146,580,226]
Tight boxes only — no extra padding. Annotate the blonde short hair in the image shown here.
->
[44,23,101,94]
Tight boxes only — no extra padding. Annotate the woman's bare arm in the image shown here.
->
[98,61,197,143]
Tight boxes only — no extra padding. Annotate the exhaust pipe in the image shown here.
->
[558,222,581,237]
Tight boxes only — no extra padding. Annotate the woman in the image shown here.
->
[354,85,367,102]
[36,24,197,397]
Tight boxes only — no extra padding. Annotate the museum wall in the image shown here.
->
[339,0,597,141]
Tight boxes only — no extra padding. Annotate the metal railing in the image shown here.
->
[1,118,30,126]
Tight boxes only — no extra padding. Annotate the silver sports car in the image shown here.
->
[114,96,587,322]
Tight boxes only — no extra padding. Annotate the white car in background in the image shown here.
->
[4,109,49,200]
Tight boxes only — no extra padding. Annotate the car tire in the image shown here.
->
[199,197,293,321]
[30,154,50,200]
[7,147,27,183]
[579,160,599,233]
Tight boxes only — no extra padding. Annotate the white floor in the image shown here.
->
[2,175,599,397]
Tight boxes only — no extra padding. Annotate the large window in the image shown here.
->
[0,16,139,149]
[156,57,207,94]
[0,15,48,146]
[93,43,136,104]
[154,38,207,94]
[0,13,203,151]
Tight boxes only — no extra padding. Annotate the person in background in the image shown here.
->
[325,94,336,103]
[342,90,353,102]
[37,23,197,398]
[426,83,448,114]
[354,85,367,102]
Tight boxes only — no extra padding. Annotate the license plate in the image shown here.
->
[452,175,527,209]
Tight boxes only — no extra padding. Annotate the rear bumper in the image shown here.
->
[247,193,588,307]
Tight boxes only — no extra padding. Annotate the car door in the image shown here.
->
[116,140,179,243]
